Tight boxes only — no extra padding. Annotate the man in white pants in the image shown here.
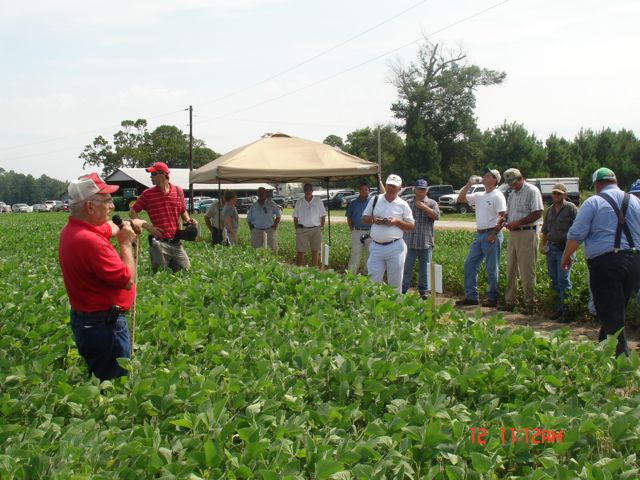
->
[362,174,415,293]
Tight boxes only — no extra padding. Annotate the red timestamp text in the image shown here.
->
[469,427,564,445]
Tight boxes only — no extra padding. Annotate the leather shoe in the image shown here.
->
[481,299,497,308]
[455,298,479,306]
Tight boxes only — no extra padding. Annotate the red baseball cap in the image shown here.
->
[68,173,119,204]
[146,162,170,175]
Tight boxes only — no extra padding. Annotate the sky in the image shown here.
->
[1,0,638,182]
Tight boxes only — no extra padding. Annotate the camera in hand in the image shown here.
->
[360,233,370,244]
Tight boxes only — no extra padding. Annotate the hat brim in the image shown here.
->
[99,185,120,194]
[551,189,565,194]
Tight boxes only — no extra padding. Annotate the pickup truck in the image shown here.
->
[438,184,485,213]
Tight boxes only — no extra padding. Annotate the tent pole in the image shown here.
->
[325,179,331,246]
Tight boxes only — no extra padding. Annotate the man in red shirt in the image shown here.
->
[129,162,197,272]
[59,173,143,380]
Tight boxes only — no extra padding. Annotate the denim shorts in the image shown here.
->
[70,311,131,381]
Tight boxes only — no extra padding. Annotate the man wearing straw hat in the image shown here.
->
[59,173,144,380]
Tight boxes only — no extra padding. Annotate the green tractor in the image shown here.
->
[112,188,139,211]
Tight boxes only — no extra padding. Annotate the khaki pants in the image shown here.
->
[251,228,278,253]
[296,226,322,252]
[150,239,191,273]
[505,230,538,306]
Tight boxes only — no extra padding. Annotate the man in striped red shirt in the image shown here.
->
[130,162,197,272]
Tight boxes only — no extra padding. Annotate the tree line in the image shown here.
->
[0,169,69,205]
[325,123,640,191]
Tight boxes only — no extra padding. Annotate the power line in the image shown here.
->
[197,0,511,123]
[0,0,509,164]
[194,114,360,130]
[197,0,431,108]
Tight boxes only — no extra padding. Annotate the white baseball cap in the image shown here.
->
[68,173,119,205]
[385,174,402,187]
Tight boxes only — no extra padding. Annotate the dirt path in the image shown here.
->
[435,294,640,354]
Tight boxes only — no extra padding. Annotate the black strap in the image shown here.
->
[598,192,635,251]
[371,194,380,217]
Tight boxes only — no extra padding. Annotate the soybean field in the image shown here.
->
[1,213,639,479]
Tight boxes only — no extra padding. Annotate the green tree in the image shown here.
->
[545,134,579,178]
[80,119,219,177]
[323,134,345,149]
[483,122,546,177]
[390,40,505,183]
[344,125,405,175]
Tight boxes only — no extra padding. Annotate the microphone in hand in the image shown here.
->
[112,215,136,247]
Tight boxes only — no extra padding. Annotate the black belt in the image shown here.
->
[71,309,111,317]
[373,238,401,246]
[71,307,123,326]
[158,237,181,244]
[297,224,319,229]
[354,228,370,231]
[510,226,537,231]
[477,227,497,234]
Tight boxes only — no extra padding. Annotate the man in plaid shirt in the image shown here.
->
[402,179,440,299]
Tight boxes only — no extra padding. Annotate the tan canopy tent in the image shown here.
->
[189,132,381,246]
[189,132,379,184]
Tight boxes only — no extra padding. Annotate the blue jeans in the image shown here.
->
[463,231,503,301]
[70,311,131,381]
[545,243,572,313]
[402,247,432,294]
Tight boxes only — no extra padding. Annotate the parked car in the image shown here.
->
[399,186,415,199]
[285,192,305,208]
[186,196,212,211]
[61,201,70,212]
[12,203,33,213]
[33,203,49,212]
[235,197,254,214]
[342,188,379,208]
[194,198,217,214]
[323,190,355,209]
[0,201,11,213]
[425,185,454,203]
[439,184,486,213]
[45,200,64,211]
[271,195,286,207]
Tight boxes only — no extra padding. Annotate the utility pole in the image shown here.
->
[377,126,382,173]
[188,105,194,214]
